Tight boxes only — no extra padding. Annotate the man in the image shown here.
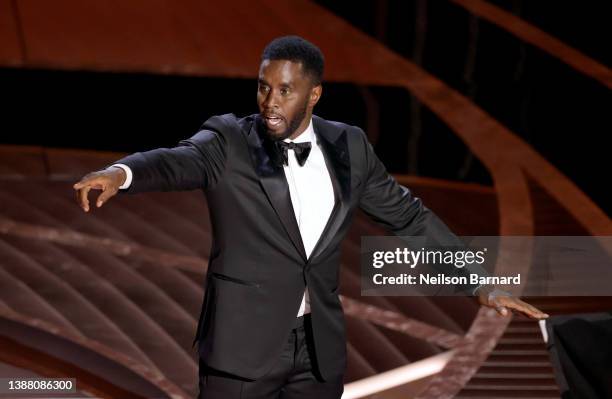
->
[73,36,547,398]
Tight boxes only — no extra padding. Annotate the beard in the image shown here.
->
[262,100,308,142]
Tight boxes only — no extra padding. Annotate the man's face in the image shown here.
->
[257,59,321,141]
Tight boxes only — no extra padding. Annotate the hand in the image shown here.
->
[73,167,126,212]
[476,286,549,320]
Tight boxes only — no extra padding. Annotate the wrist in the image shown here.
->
[474,284,494,297]
[107,166,127,187]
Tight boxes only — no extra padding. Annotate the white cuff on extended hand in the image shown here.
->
[110,164,133,189]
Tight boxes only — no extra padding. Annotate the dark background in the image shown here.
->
[1,0,609,214]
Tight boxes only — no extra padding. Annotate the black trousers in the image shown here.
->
[198,315,344,399]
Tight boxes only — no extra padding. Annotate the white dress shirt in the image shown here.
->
[281,118,335,316]
[112,116,336,318]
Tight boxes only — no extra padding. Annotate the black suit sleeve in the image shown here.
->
[356,128,486,294]
[357,128,458,243]
[111,128,228,194]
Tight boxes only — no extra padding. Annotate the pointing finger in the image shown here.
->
[73,174,95,190]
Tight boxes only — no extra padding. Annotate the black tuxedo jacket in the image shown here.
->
[114,113,474,381]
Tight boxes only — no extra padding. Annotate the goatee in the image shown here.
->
[262,102,308,142]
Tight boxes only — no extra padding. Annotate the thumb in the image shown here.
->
[496,306,509,316]
[96,186,117,208]
[492,298,509,316]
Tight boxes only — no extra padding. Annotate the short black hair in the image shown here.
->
[261,36,324,85]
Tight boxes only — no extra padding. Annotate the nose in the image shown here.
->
[262,89,279,110]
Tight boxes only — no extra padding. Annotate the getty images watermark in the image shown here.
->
[361,236,612,296]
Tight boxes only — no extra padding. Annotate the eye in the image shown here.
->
[280,88,289,96]
[259,84,270,93]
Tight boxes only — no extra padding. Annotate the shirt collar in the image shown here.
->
[283,117,314,144]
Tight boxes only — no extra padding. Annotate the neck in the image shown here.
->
[288,113,312,140]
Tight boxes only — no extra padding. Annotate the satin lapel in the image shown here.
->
[244,118,307,262]
[309,116,351,261]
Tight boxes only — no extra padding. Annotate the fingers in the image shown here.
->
[73,180,87,190]
[73,173,109,212]
[76,184,92,212]
[95,186,117,208]
[495,297,549,320]
[520,300,548,319]
[495,305,509,317]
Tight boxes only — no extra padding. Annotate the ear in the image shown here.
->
[308,84,322,108]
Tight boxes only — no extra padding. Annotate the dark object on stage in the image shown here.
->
[545,312,612,399]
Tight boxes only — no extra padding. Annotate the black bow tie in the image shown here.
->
[273,140,312,167]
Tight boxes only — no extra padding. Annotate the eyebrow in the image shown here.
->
[258,78,293,88]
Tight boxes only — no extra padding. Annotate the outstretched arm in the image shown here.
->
[73,127,227,212]
[356,128,548,320]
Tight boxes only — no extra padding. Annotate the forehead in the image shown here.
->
[258,59,307,84]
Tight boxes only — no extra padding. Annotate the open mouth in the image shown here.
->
[263,114,284,129]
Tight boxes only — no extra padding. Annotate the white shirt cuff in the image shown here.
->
[111,164,133,190]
